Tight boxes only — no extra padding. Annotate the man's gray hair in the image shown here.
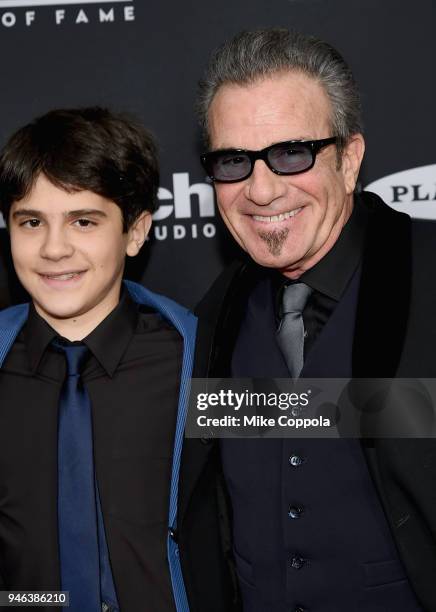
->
[197,28,363,150]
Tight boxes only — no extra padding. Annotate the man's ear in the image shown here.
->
[340,133,365,194]
[126,211,152,257]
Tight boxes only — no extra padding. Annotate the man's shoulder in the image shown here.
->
[195,259,248,319]
[409,219,436,289]
[360,189,408,219]
[411,217,436,247]
[361,190,436,256]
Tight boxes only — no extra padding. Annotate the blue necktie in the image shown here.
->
[56,343,118,612]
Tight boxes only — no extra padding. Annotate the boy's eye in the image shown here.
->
[74,219,95,228]
[21,219,40,228]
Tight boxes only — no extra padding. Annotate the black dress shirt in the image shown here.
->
[274,196,368,354]
[0,290,182,611]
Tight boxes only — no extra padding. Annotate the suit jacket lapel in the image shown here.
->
[351,195,434,602]
[178,259,255,525]
[352,192,412,378]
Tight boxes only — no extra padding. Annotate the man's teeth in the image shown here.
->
[252,208,302,223]
[45,273,81,280]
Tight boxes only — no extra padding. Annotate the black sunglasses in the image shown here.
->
[200,137,337,183]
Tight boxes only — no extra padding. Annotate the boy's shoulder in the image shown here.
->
[0,302,29,329]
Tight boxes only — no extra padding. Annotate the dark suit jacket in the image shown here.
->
[183,191,436,611]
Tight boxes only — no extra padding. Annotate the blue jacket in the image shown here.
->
[0,280,197,612]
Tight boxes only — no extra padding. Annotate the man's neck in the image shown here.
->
[280,194,354,280]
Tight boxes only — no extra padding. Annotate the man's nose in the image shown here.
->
[39,227,74,260]
[244,159,286,206]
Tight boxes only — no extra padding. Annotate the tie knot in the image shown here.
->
[281,282,312,315]
[54,342,88,376]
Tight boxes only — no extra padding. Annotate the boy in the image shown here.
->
[0,107,196,612]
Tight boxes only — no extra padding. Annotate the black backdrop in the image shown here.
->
[0,0,435,309]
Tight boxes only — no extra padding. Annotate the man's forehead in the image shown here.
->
[208,72,332,150]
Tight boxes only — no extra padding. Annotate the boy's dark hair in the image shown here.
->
[0,106,159,231]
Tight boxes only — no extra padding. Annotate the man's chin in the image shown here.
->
[245,244,302,272]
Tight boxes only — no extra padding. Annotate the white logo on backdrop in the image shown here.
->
[0,0,134,26]
[152,173,216,241]
[365,164,436,220]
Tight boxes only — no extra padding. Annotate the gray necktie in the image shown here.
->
[276,282,312,378]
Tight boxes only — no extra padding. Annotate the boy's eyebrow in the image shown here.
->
[11,208,108,219]
[66,209,108,219]
[11,208,42,219]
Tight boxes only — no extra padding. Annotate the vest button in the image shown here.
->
[288,505,304,519]
[289,454,304,467]
[290,554,306,569]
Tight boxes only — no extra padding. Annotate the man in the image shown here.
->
[194,29,436,611]
[0,107,233,612]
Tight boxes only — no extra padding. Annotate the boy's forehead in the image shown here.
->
[12,175,113,215]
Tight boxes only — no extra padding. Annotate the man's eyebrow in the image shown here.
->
[211,137,312,151]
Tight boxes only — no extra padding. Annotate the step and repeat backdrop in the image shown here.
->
[0,0,434,308]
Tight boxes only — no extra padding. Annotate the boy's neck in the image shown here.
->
[33,290,122,341]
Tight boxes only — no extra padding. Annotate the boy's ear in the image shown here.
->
[126,212,152,257]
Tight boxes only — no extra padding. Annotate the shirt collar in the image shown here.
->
[82,290,138,377]
[300,194,368,300]
[25,304,58,374]
[25,289,138,377]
